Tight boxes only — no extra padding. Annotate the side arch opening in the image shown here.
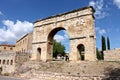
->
[37,47,41,61]
[77,44,85,61]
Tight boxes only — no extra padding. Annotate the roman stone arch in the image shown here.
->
[32,6,96,62]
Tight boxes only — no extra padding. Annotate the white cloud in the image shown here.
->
[89,1,95,7]
[99,29,106,35]
[89,0,108,19]
[0,20,33,42]
[95,27,106,35]
[54,30,70,53]
[54,35,64,42]
[54,31,69,42]
[63,30,69,39]
[95,27,100,31]
[114,0,120,9]
[0,11,3,16]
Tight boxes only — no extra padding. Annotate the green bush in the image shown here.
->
[4,73,9,76]
[0,67,2,75]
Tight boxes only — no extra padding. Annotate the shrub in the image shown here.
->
[4,73,9,76]
[0,67,2,75]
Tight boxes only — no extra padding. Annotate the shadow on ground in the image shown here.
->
[104,67,120,80]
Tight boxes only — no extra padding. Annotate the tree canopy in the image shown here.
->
[102,36,106,51]
[96,48,102,60]
[101,36,106,60]
[107,37,110,50]
[53,40,65,58]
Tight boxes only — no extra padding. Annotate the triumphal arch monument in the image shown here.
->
[31,6,96,62]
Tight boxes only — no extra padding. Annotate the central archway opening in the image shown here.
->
[47,27,70,61]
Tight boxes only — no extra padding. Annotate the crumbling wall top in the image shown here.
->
[34,6,95,27]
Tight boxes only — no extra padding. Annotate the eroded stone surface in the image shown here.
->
[32,6,96,62]
[16,61,120,80]
[104,48,120,61]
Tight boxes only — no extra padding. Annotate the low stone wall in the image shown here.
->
[0,51,31,74]
[14,61,120,80]
[0,51,16,74]
[104,48,120,61]
[20,71,120,80]
[15,52,31,67]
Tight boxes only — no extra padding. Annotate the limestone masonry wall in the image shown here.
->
[21,71,120,80]
[15,52,31,67]
[22,71,103,80]
[0,51,30,74]
[0,52,15,74]
[104,48,120,61]
[32,6,96,62]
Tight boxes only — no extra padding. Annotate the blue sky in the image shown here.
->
[0,0,120,52]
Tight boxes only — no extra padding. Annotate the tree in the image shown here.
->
[101,36,106,60]
[102,36,106,51]
[107,37,110,50]
[53,40,65,58]
[96,48,101,60]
